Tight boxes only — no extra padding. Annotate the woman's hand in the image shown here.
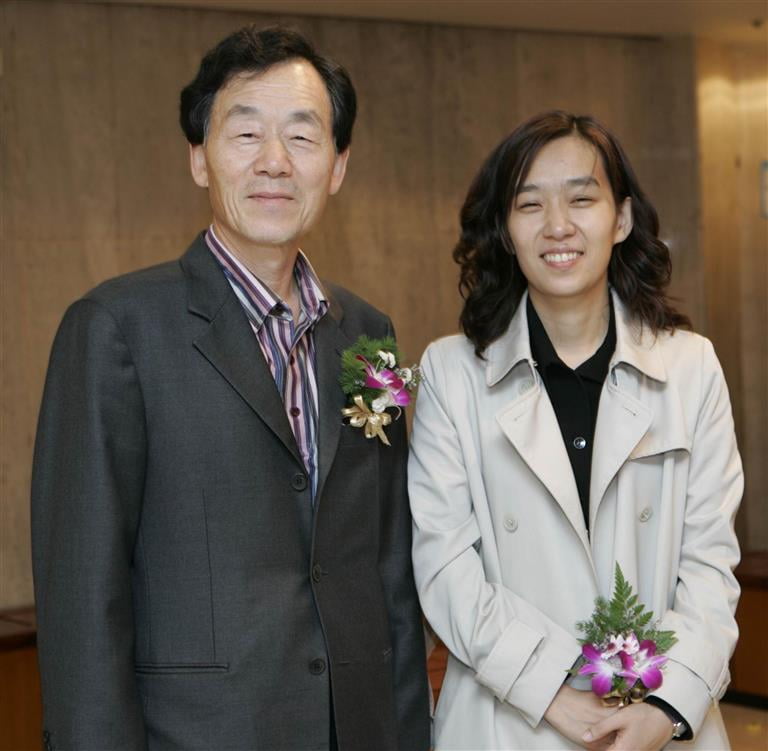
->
[583,702,674,751]
[544,685,619,750]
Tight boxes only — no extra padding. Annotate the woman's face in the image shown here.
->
[506,134,632,308]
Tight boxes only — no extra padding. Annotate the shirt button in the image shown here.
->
[639,506,653,522]
[573,437,587,450]
[309,658,326,675]
[503,515,518,533]
[290,406,301,417]
[311,563,323,583]
[291,473,307,491]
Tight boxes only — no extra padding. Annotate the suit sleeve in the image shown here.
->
[409,342,581,727]
[650,337,742,736]
[377,319,431,751]
[31,298,148,750]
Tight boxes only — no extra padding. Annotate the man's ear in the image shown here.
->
[329,148,350,196]
[614,197,633,244]
[189,143,209,188]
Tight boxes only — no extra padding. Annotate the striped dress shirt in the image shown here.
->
[205,226,328,500]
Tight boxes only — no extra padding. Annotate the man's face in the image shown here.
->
[190,59,349,258]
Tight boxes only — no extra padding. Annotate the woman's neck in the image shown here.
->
[529,285,611,370]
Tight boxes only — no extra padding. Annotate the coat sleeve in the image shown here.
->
[408,342,581,728]
[651,337,742,735]
[31,298,148,750]
[377,318,431,751]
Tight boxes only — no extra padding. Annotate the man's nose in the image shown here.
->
[255,136,291,177]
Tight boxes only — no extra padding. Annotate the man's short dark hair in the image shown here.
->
[180,25,356,152]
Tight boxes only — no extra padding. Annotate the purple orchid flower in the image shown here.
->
[357,356,411,411]
[578,643,634,696]
[618,640,668,691]
[603,632,640,658]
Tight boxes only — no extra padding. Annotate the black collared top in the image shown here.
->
[527,296,616,531]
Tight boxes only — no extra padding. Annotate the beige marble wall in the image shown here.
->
[1,0,706,607]
[697,38,768,553]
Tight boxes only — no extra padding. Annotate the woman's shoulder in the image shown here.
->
[653,327,720,371]
[420,333,483,375]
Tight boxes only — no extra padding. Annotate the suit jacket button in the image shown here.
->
[309,658,326,674]
[311,563,323,583]
[291,473,308,491]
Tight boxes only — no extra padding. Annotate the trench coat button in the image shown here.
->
[573,436,587,450]
[309,658,326,675]
[639,506,653,522]
[291,473,308,491]
[311,563,323,583]
[518,379,534,395]
[503,515,518,533]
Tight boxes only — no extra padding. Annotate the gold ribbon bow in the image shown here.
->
[341,394,392,446]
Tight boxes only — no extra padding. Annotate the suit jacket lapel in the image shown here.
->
[181,236,303,468]
[313,294,352,504]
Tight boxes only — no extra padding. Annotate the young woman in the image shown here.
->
[409,111,742,750]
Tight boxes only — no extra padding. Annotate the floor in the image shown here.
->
[720,702,768,751]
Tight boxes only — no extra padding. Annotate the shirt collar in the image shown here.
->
[527,296,616,384]
[204,225,328,330]
[486,288,666,387]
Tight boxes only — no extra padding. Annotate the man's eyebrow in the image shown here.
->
[225,104,259,119]
[223,105,323,127]
[516,175,600,193]
[287,110,323,127]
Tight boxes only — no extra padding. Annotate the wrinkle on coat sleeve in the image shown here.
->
[653,337,742,735]
[409,341,580,727]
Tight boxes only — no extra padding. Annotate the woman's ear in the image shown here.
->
[614,197,633,244]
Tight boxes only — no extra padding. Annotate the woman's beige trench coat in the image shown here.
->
[409,291,742,750]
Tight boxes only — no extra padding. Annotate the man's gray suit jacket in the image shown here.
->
[31,234,430,751]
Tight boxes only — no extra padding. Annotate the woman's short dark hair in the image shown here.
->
[180,25,356,152]
[454,110,691,358]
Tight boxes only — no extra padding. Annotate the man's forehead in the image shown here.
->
[215,61,331,114]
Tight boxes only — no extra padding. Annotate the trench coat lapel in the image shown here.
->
[313,293,352,504]
[490,293,591,557]
[588,382,652,527]
[496,383,590,555]
[589,293,664,525]
[181,236,304,468]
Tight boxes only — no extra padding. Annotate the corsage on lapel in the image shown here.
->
[339,335,421,446]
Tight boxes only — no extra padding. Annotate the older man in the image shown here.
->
[32,25,429,751]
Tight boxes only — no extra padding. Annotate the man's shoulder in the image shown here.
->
[324,281,391,329]
[84,258,185,310]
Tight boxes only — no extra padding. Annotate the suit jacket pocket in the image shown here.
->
[135,662,229,674]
